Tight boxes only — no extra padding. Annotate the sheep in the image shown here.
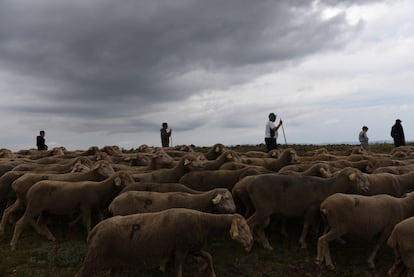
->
[132,153,205,183]
[387,216,414,277]
[0,171,26,213]
[0,163,14,177]
[0,160,115,237]
[232,167,369,250]
[315,192,414,270]
[108,188,236,216]
[120,182,203,194]
[204,143,226,160]
[202,150,241,170]
[261,148,298,172]
[278,162,333,178]
[356,171,414,197]
[75,208,253,276]
[242,149,280,159]
[373,164,414,175]
[0,148,16,159]
[12,156,93,173]
[179,166,269,191]
[165,145,195,158]
[220,148,297,172]
[9,171,134,250]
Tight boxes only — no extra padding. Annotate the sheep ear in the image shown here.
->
[229,217,240,238]
[212,194,223,204]
[184,159,191,165]
[114,177,122,186]
[348,173,356,181]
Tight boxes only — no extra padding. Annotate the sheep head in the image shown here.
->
[182,154,205,171]
[92,160,115,177]
[230,216,253,252]
[348,169,370,192]
[113,172,134,187]
[212,190,236,213]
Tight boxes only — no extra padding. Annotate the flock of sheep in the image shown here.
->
[0,143,414,276]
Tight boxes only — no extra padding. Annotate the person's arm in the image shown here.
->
[272,119,283,131]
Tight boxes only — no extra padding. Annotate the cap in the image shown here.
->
[268,113,276,118]
[396,119,402,122]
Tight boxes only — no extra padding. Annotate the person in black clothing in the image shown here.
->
[160,122,172,147]
[391,119,405,147]
[36,130,48,150]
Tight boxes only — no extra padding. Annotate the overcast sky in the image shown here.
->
[0,0,413,151]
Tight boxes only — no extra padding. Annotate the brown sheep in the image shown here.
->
[232,167,369,250]
[387,216,414,277]
[0,148,16,159]
[12,156,93,173]
[0,160,115,237]
[109,188,236,216]
[356,171,414,197]
[9,171,134,250]
[315,192,414,270]
[373,164,414,175]
[0,171,26,213]
[278,162,333,178]
[202,150,241,170]
[179,166,269,191]
[132,153,205,183]
[221,148,297,172]
[120,182,203,194]
[204,143,226,160]
[75,208,253,276]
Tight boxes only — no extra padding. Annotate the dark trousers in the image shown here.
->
[265,138,277,152]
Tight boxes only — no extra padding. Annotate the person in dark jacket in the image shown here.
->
[160,122,172,147]
[391,119,405,147]
[36,130,48,151]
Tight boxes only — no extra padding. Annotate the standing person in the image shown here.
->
[160,122,172,147]
[391,119,406,147]
[264,113,283,152]
[358,126,369,150]
[36,130,48,151]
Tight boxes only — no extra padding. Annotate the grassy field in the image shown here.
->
[0,143,405,277]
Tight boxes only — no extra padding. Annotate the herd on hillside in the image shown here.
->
[0,144,414,276]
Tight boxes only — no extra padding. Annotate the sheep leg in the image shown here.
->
[367,231,389,269]
[33,214,56,241]
[109,267,122,277]
[247,213,272,250]
[316,229,341,270]
[10,214,31,250]
[299,206,319,249]
[80,206,92,234]
[195,250,216,277]
[0,198,22,237]
[173,250,187,277]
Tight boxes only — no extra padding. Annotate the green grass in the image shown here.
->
[1,143,407,276]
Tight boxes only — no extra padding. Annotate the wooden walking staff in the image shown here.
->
[280,118,288,146]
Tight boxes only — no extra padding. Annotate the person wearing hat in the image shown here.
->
[391,119,405,147]
[265,113,283,152]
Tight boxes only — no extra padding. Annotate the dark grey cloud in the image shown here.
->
[0,0,383,122]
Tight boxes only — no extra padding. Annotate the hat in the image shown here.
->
[268,113,276,118]
[396,119,402,122]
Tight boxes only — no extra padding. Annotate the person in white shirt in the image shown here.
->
[265,113,282,152]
